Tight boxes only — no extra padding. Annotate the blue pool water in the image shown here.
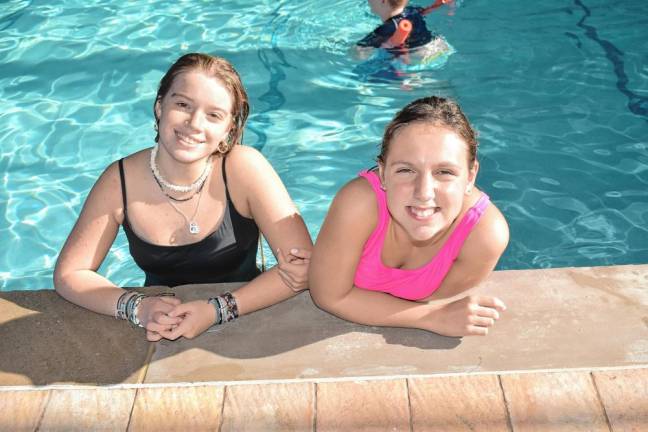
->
[1,0,647,291]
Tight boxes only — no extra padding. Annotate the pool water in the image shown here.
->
[1,0,647,290]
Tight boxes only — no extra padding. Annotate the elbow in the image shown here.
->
[308,272,340,313]
[52,260,71,298]
[308,282,333,312]
[52,269,66,297]
[308,280,352,316]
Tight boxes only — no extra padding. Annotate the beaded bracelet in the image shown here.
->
[122,293,147,328]
[129,295,146,327]
[221,292,239,322]
[207,292,239,327]
[208,297,223,325]
[115,292,136,320]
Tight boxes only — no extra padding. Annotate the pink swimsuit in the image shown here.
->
[353,170,490,300]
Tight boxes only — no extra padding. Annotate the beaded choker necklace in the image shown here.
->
[149,145,212,193]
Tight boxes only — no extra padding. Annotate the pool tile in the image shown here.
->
[408,375,510,431]
[38,387,135,431]
[316,379,410,431]
[500,371,609,431]
[128,385,224,431]
[0,389,50,431]
[221,382,314,431]
[593,368,648,431]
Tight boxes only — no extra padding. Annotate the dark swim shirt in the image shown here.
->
[118,156,260,287]
[357,6,434,50]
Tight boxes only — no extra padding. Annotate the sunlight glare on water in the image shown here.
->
[1,0,647,290]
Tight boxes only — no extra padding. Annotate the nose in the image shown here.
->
[186,110,204,130]
[414,173,435,202]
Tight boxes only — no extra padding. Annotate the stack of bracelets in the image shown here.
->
[208,292,239,326]
[115,292,148,327]
[115,291,236,330]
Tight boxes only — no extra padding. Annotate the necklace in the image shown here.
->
[164,170,208,235]
[150,145,212,193]
[152,173,204,202]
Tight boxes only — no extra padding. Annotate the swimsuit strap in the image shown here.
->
[118,158,128,216]
[358,169,389,247]
[221,155,232,203]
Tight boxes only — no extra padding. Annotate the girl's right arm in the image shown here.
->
[309,178,504,337]
[53,162,180,336]
[54,162,127,314]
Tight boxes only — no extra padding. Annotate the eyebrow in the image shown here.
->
[170,92,229,112]
[389,160,462,169]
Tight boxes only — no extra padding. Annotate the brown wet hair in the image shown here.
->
[378,96,478,168]
[387,0,408,9]
[153,53,249,153]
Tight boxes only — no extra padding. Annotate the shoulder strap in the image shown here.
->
[221,155,232,202]
[358,169,389,233]
[118,158,128,214]
[442,193,490,258]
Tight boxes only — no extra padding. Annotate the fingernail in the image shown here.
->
[291,248,298,254]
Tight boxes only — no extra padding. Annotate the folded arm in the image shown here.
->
[54,161,182,340]
[309,179,507,337]
[160,147,313,339]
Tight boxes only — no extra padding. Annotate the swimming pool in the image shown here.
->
[1,0,647,291]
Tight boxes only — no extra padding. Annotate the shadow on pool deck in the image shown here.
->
[0,284,462,386]
[1,264,647,386]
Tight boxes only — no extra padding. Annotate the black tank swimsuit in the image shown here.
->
[118,156,260,287]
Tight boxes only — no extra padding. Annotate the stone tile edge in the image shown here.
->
[2,364,647,392]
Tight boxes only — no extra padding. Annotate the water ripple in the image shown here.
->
[1,0,648,289]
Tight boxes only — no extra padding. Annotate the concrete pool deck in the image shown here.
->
[1,264,647,430]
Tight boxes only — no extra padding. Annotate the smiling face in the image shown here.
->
[154,71,233,165]
[379,122,478,244]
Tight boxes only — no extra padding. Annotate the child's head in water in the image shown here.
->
[377,96,480,243]
[368,0,408,20]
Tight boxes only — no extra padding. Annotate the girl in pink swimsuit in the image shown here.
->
[310,96,509,337]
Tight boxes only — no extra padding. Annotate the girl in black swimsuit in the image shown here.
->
[54,53,312,341]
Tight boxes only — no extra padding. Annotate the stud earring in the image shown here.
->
[465,186,473,195]
[380,184,386,191]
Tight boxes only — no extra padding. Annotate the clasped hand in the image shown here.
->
[138,247,311,341]
[141,298,216,341]
[276,247,311,292]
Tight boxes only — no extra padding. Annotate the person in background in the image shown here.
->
[54,53,312,341]
[310,96,509,337]
[355,0,452,56]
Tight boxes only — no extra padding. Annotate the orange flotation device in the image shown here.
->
[387,19,413,46]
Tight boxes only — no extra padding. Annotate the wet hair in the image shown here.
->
[387,0,408,9]
[153,53,249,153]
[377,96,478,167]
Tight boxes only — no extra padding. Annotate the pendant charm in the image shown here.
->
[189,221,200,235]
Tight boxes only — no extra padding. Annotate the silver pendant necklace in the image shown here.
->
[164,167,208,235]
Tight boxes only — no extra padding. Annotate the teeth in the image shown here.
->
[176,131,204,145]
[410,207,437,218]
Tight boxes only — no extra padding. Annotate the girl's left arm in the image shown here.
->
[226,146,313,314]
[162,146,312,339]
[424,201,509,303]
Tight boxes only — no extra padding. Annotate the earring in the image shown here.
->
[380,184,386,191]
[216,141,229,154]
[465,186,473,195]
